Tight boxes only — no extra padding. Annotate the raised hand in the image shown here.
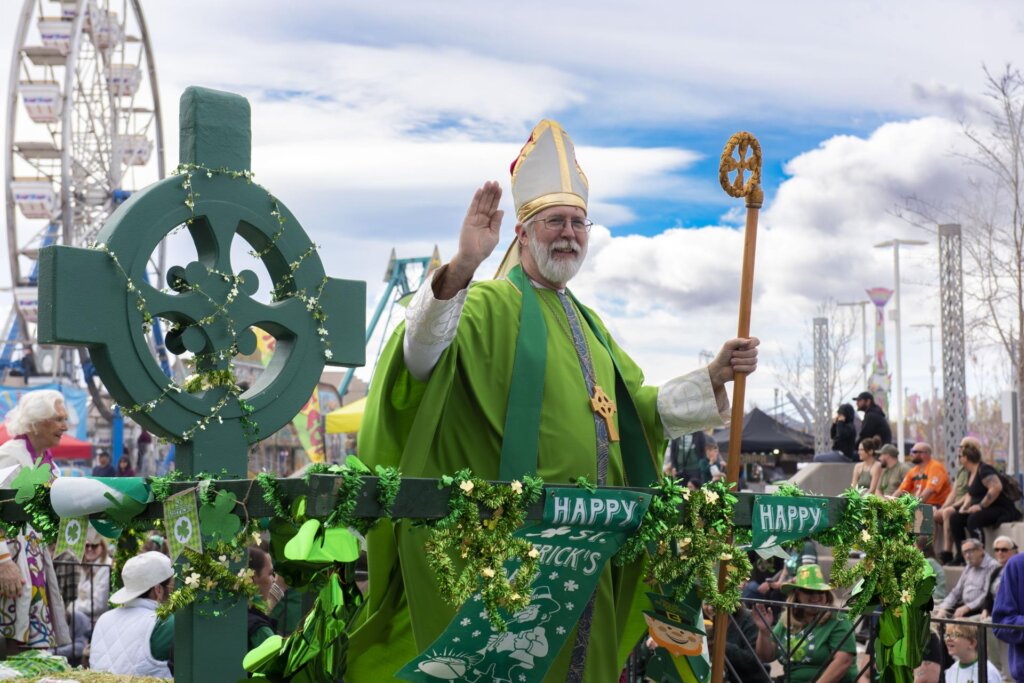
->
[451,181,504,277]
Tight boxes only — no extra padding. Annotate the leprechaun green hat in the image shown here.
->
[781,563,832,593]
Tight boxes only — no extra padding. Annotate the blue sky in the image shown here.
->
[1,0,1022,423]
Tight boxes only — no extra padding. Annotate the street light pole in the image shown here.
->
[875,239,927,457]
[912,322,938,453]
[838,300,870,387]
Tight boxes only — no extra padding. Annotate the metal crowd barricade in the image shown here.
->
[52,557,113,665]
[624,596,1024,682]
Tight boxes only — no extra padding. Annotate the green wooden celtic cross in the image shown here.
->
[36,86,366,682]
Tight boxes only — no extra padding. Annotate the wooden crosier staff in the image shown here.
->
[709,132,762,683]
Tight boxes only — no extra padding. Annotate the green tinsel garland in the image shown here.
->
[617,478,752,613]
[256,471,289,519]
[425,469,544,631]
[775,485,926,618]
[157,544,258,619]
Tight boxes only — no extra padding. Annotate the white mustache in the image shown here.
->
[549,240,580,254]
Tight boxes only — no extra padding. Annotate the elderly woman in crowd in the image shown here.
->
[948,437,1021,557]
[0,389,71,652]
[753,564,858,683]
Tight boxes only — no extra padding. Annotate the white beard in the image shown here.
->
[528,236,586,285]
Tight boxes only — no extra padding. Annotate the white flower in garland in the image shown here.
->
[703,489,719,505]
[185,572,201,588]
[510,480,523,495]
[459,480,475,494]
[481,567,495,578]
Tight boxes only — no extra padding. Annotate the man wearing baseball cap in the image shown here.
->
[89,551,175,678]
[853,391,892,448]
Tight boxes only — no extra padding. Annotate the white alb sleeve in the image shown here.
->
[403,274,468,381]
[657,367,731,439]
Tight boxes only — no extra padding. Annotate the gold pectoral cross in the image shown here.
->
[590,384,619,442]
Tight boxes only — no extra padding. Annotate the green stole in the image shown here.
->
[500,265,657,487]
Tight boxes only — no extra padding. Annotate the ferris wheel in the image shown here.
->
[5,0,167,416]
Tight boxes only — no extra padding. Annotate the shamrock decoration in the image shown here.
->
[11,462,51,503]
[175,515,195,544]
[199,490,242,544]
[64,518,82,545]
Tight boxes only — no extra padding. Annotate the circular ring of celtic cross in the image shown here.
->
[85,172,332,445]
[718,132,762,198]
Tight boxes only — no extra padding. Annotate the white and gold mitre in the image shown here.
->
[510,119,589,222]
[495,120,589,279]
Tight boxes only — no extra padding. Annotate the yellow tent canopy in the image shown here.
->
[325,397,366,434]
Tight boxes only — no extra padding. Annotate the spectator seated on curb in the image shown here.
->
[935,440,971,564]
[89,551,175,679]
[934,539,999,619]
[949,438,1022,564]
[876,444,910,498]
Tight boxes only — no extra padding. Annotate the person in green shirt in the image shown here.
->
[752,563,858,683]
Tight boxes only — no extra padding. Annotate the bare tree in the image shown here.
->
[774,299,859,420]
[960,65,1024,454]
[896,65,1024,454]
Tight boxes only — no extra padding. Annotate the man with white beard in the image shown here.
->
[348,119,759,681]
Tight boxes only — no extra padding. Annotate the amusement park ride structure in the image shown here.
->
[5,0,168,429]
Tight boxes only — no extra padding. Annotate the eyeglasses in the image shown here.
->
[85,543,101,549]
[910,450,927,454]
[529,216,594,233]
[962,546,983,554]
[994,547,1016,553]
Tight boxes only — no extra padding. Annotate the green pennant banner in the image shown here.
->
[398,487,651,682]
[164,489,203,560]
[54,517,89,561]
[751,495,829,550]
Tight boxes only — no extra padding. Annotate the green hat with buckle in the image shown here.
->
[781,563,832,593]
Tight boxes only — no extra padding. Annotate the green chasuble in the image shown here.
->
[347,276,667,682]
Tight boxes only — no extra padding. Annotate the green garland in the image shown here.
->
[774,484,926,618]
[157,544,259,619]
[618,478,752,612]
[425,469,544,631]
[0,483,60,545]
[256,471,289,519]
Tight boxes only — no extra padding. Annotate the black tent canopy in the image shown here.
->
[712,407,815,455]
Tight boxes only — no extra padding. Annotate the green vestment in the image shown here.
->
[347,276,670,682]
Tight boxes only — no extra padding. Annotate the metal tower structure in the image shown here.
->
[939,224,966,467]
[337,246,441,400]
[813,316,830,454]
[866,287,893,414]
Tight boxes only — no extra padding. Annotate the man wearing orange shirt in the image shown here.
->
[896,442,951,506]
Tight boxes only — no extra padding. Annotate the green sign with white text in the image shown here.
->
[398,487,650,683]
[751,495,829,550]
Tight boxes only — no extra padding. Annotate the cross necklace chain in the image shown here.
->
[539,290,619,443]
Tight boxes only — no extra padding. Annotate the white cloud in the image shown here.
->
[0,0,1017,427]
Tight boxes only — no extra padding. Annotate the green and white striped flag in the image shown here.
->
[164,489,202,560]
